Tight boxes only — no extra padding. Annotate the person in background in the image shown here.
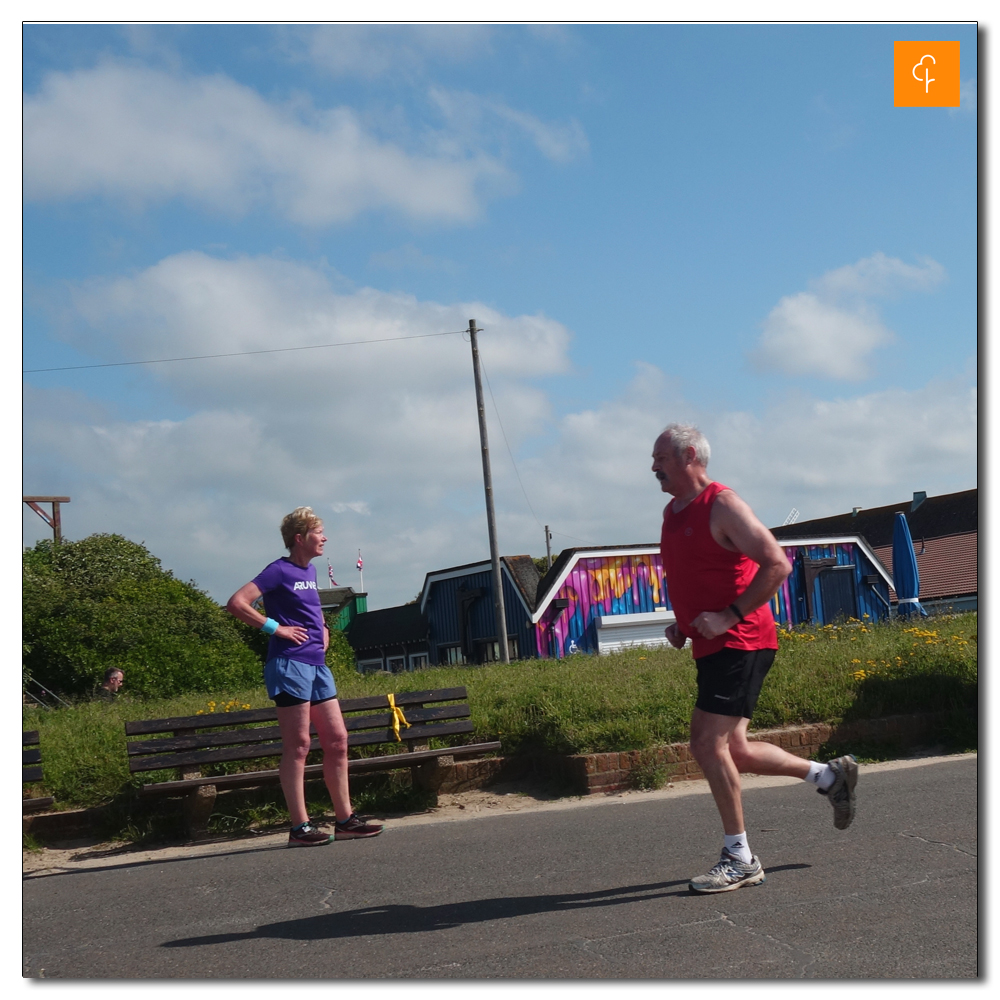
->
[96,667,124,702]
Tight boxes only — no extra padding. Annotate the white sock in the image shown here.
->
[723,832,752,864]
[805,761,836,790]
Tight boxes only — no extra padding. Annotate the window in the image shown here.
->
[410,653,429,671]
[480,637,519,662]
[357,659,384,674]
[387,656,406,673]
[440,645,466,665]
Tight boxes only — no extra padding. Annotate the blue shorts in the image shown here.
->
[264,656,337,705]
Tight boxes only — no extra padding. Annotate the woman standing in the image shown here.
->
[227,506,382,846]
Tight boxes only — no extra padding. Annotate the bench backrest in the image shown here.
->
[124,687,475,775]
[23,730,43,784]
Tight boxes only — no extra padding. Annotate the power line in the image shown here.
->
[549,528,597,545]
[23,329,467,374]
[479,356,543,529]
[480,357,597,549]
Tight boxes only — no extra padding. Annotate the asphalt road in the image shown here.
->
[22,754,977,979]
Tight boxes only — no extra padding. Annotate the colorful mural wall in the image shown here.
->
[535,553,670,658]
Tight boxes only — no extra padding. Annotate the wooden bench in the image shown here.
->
[23,730,55,813]
[124,686,500,838]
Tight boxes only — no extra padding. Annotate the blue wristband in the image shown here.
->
[261,618,279,636]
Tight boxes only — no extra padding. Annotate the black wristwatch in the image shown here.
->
[728,603,745,623]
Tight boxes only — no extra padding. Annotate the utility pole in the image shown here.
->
[544,525,553,570]
[468,319,509,664]
[24,496,69,544]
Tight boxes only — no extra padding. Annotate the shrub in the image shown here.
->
[22,534,261,699]
[324,616,358,691]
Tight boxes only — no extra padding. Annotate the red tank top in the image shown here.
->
[660,480,778,659]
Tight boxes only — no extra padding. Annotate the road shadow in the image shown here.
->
[23,841,288,881]
[163,865,811,948]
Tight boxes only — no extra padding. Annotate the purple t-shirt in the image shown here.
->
[252,558,327,666]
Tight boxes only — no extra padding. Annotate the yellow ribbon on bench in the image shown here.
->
[387,693,411,742]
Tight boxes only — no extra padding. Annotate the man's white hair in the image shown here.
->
[659,423,710,466]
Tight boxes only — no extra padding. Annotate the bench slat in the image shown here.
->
[23,796,55,813]
[139,741,503,795]
[125,707,277,736]
[23,731,40,746]
[128,720,476,773]
[23,766,44,783]
[123,687,470,736]
[345,720,475,749]
[23,749,42,766]
[337,687,470,714]
[125,704,471,757]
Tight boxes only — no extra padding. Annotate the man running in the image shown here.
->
[652,424,857,893]
[227,506,382,847]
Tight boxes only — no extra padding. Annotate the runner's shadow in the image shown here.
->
[163,866,811,948]
[163,879,688,947]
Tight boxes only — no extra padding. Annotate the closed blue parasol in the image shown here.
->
[892,511,928,618]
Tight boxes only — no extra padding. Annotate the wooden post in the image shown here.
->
[468,320,509,664]
[23,496,70,544]
[174,727,216,840]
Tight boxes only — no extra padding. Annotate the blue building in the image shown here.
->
[344,555,541,670]
[419,556,540,665]
[770,536,894,626]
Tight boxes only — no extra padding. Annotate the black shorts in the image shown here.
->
[694,647,776,720]
[272,692,337,708]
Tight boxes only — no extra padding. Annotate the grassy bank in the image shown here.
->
[23,613,976,837]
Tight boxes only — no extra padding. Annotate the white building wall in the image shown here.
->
[595,610,680,655]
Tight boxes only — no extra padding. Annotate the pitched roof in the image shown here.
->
[344,602,427,651]
[501,555,542,613]
[418,554,543,614]
[871,531,978,601]
[771,489,977,547]
[534,543,661,612]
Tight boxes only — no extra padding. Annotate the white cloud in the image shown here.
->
[754,292,894,380]
[23,63,509,225]
[330,502,371,515]
[279,25,493,80]
[812,252,945,300]
[497,365,975,558]
[953,77,977,116]
[23,252,975,608]
[712,379,978,520]
[24,253,572,605]
[429,87,589,164]
[752,253,946,380]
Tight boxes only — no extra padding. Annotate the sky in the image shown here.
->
[20,21,979,610]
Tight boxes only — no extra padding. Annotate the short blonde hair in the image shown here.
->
[280,506,322,550]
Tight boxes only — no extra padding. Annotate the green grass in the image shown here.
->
[23,613,977,840]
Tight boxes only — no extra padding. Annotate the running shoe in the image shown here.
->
[334,813,383,840]
[689,850,766,894]
[288,821,332,847]
[819,754,858,830]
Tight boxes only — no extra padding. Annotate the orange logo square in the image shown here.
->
[894,41,960,107]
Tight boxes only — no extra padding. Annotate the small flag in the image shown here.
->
[327,560,337,587]
[356,553,363,571]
